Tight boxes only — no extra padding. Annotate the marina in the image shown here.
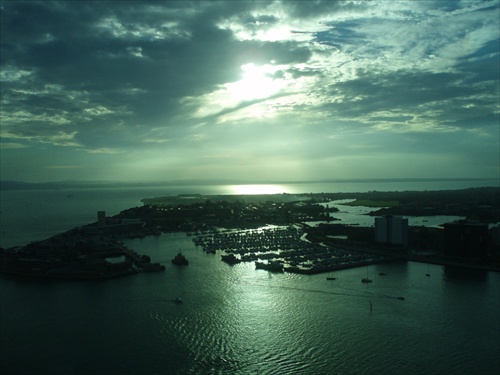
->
[0,184,499,375]
[193,226,400,274]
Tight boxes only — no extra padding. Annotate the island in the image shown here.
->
[1,187,499,279]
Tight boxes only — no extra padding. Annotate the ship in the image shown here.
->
[171,252,189,266]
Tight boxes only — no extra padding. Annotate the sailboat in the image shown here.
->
[361,267,372,283]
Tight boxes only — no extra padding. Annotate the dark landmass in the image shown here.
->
[1,178,497,191]
[141,187,500,223]
[119,187,500,273]
[0,179,213,191]
[1,187,499,279]
[0,227,165,280]
[362,188,500,221]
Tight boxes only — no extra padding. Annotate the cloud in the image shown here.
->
[0,0,498,181]
[46,165,81,169]
[0,142,28,149]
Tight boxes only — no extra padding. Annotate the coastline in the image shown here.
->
[0,267,138,281]
[1,187,499,280]
[403,254,500,273]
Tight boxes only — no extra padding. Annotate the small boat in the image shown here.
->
[174,298,182,303]
[397,296,405,301]
[326,277,337,280]
[362,268,372,283]
[221,253,240,265]
[425,273,431,277]
[379,272,387,276]
[255,261,283,272]
[171,252,189,266]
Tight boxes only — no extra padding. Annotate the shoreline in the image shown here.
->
[403,254,500,273]
[1,187,499,279]
[0,268,138,281]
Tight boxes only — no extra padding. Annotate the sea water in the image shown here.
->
[1,181,499,374]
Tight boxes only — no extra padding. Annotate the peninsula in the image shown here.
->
[0,226,165,280]
[1,187,499,279]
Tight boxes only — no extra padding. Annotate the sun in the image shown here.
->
[225,63,285,102]
[187,62,288,119]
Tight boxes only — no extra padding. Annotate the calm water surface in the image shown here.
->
[1,182,499,374]
[1,232,499,374]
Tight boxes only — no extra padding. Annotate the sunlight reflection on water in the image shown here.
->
[228,184,290,195]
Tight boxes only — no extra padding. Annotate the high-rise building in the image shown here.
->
[443,220,489,259]
[375,215,408,246]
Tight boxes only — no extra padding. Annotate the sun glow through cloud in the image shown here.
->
[225,63,286,102]
[188,62,290,119]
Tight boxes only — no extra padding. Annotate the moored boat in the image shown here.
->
[255,260,284,272]
[171,252,189,266]
[221,253,240,265]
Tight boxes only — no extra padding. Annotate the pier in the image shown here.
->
[116,242,166,272]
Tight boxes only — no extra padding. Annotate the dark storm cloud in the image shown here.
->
[0,1,315,150]
[2,3,237,90]
[324,68,498,130]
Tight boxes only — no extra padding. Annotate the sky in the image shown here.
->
[1,0,499,183]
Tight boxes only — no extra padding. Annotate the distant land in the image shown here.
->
[0,178,498,191]
[2,186,499,279]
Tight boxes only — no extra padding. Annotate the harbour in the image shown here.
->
[195,226,401,274]
[2,230,498,375]
[1,183,499,374]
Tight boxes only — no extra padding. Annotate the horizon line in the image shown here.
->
[1,177,499,186]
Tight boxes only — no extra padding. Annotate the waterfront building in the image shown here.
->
[443,220,489,259]
[374,215,408,246]
[85,212,144,236]
[490,225,500,246]
[490,225,500,261]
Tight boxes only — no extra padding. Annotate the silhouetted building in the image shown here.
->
[490,225,500,260]
[85,212,144,235]
[97,211,106,226]
[375,215,408,246]
[443,220,489,259]
[490,225,500,246]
